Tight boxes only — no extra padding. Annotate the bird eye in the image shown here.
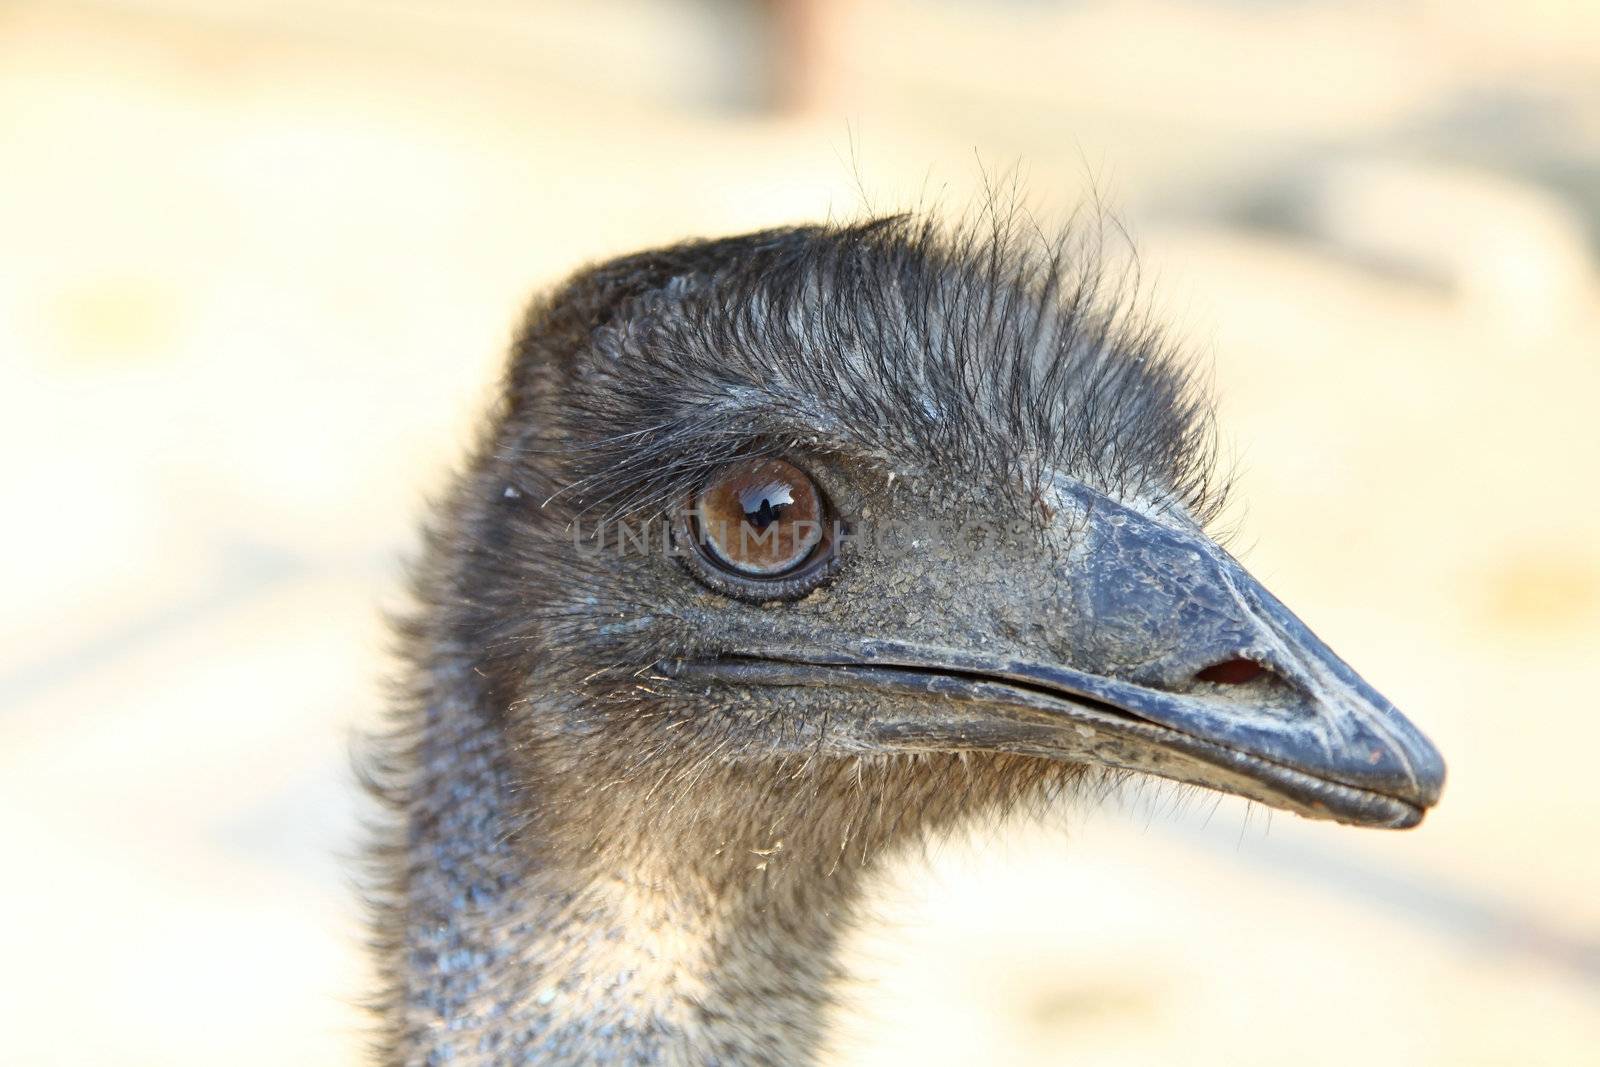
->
[678,458,841,600]
[696,459,824,574]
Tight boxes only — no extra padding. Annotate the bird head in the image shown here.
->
[447,217,1443,860]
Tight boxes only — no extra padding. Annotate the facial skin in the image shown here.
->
[510,444,1440,833]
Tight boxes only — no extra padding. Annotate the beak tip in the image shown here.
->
[1389,804,1427,830]
[1396,718,1448,811]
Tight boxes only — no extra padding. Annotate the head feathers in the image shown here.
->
[504,210,1225,531]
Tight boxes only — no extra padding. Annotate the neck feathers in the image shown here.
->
[369,665,868,1066]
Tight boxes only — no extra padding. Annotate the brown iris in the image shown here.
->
[693,459,825,577]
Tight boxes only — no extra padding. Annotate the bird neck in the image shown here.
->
[382,673,869,1066]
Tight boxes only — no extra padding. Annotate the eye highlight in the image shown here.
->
[678,458,841,600]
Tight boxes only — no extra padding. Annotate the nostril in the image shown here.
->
[1195,658,1266,686]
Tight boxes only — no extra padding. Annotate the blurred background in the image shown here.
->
[2,1,1597,1063]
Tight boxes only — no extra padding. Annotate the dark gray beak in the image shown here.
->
[665,488,1446,828]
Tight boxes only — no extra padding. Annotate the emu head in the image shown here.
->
[436,217,1443,877]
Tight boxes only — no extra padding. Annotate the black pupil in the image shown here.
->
[739,482,792,530]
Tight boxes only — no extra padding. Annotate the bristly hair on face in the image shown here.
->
[497,206,1230,534]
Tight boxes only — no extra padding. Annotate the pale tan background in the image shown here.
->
[1,1,1597,1064]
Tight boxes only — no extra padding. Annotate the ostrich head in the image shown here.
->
[375,215,1444,1064]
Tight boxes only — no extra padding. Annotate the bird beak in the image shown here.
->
[663,491,1446,829]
